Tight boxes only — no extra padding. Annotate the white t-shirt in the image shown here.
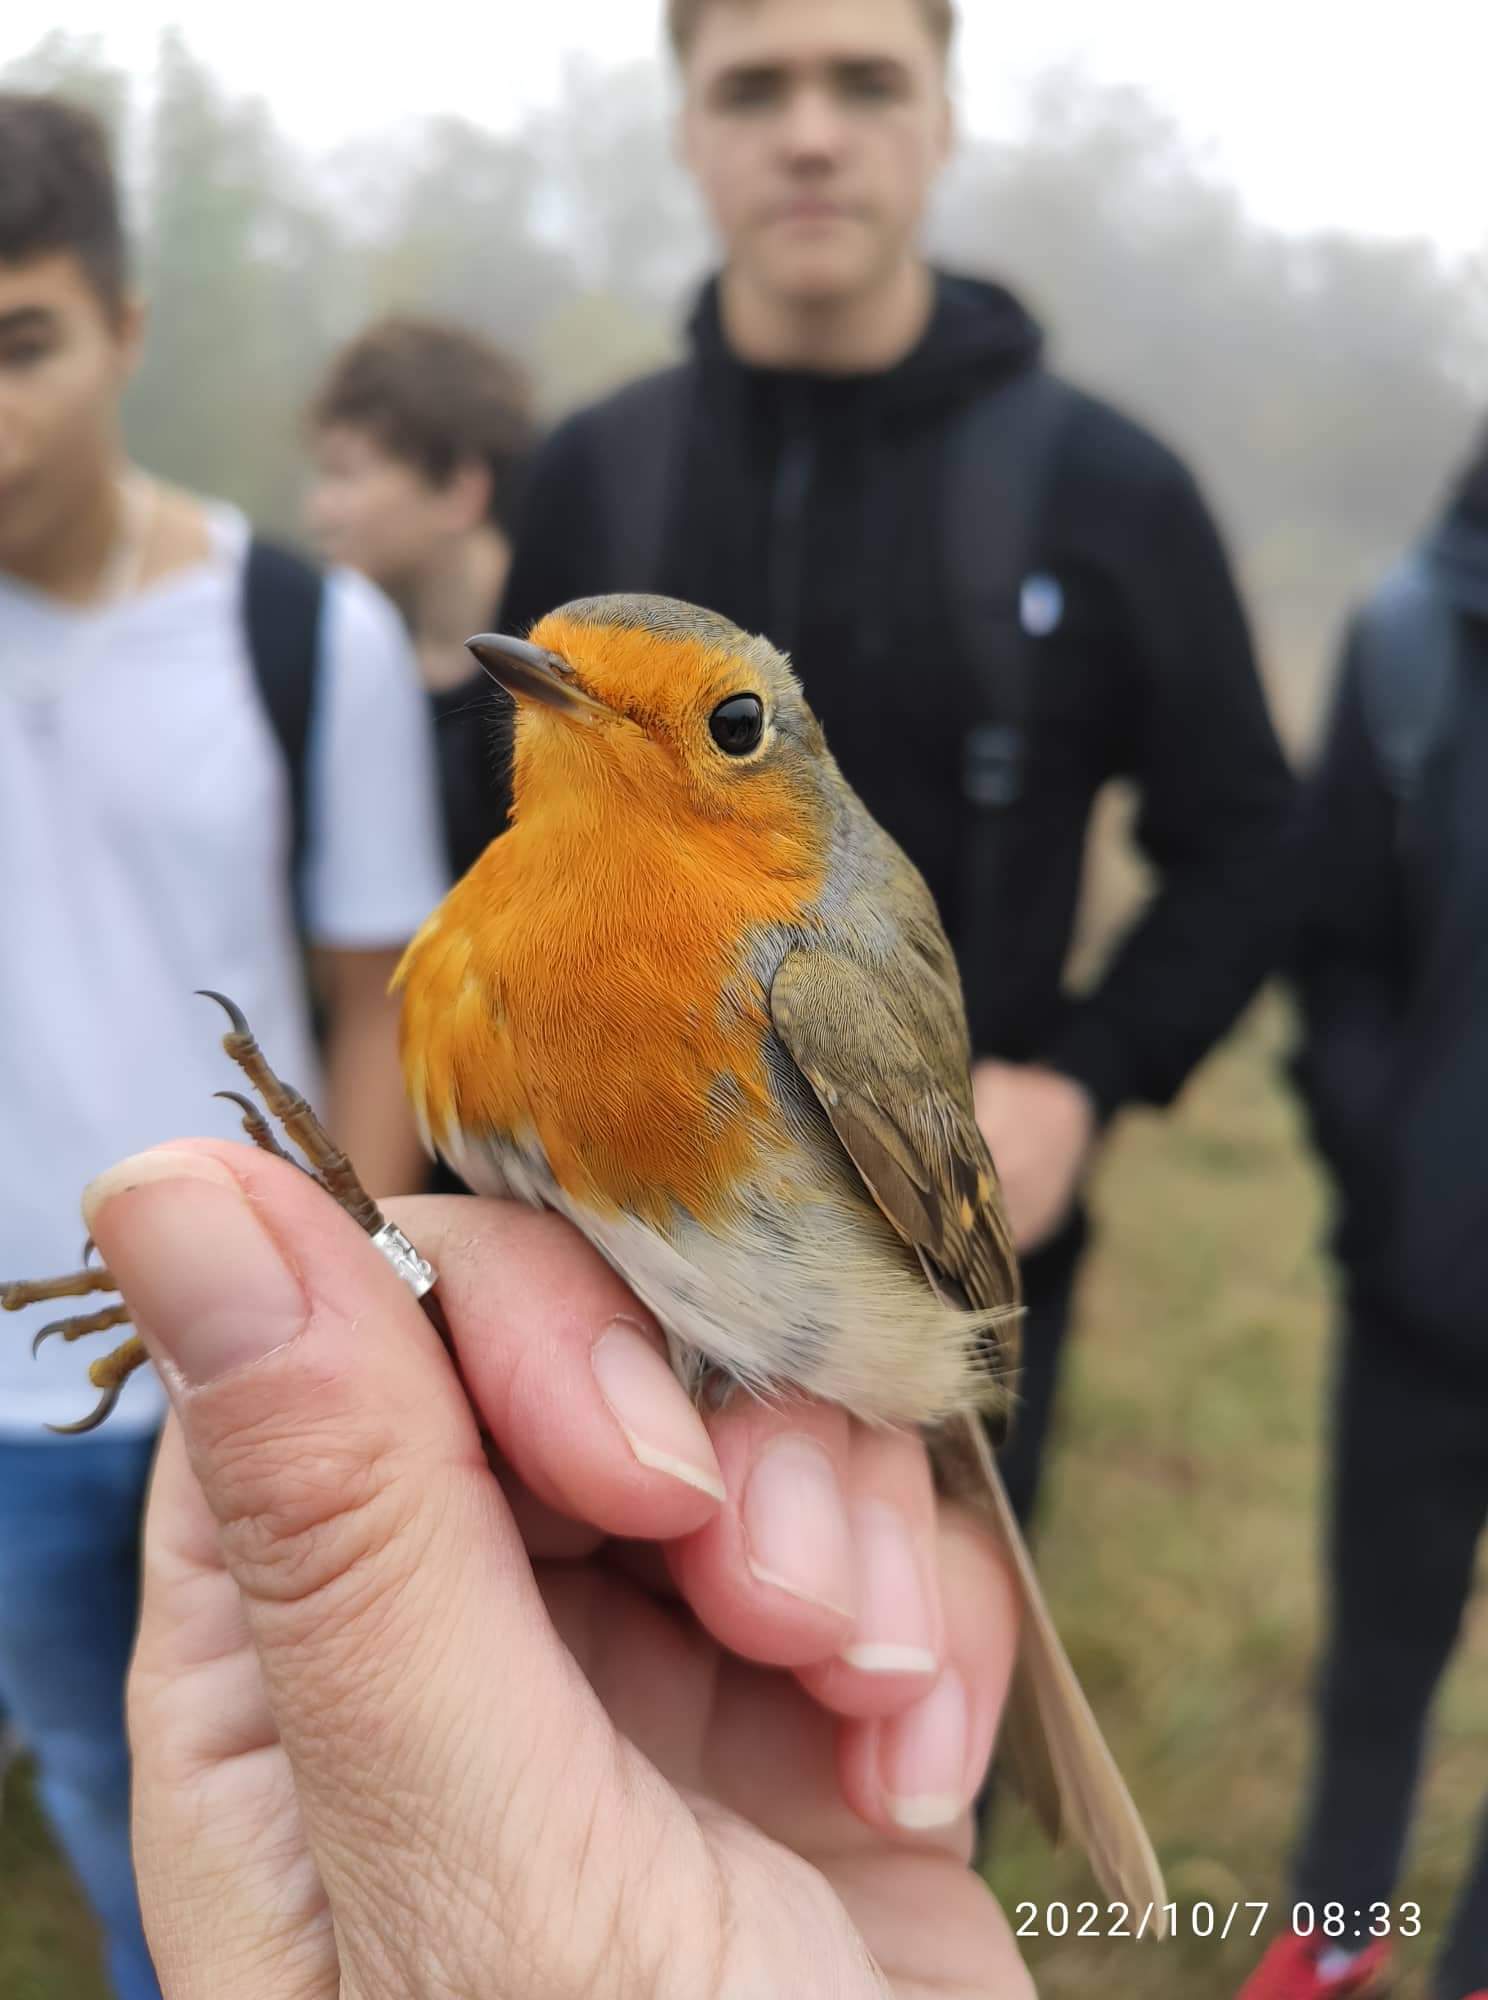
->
[0,504,449,1436]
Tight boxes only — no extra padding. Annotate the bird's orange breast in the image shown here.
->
[396,765,826,1229]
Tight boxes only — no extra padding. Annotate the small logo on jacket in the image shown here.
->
[1020,573,1064,638]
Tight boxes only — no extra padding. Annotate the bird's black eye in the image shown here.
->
[709,693,765,756]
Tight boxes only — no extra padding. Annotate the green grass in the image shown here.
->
[0,1757,109,1999]
[990,998,1488,1997]
[3,1001,1483,1997]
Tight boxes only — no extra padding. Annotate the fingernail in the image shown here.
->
[742,1436,854,1618]
[879,1667,970,1831]
[82,1148,307,1386]
[839,1499,939,1676]
[591,1318,726,1501]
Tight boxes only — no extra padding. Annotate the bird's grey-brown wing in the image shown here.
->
[768,948,1018,1337]
[769,946,1168,1923]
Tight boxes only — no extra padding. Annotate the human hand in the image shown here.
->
[86,1143,1034,1998]
[971,1061,1097,1255]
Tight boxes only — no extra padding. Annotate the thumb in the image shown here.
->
[85,1144,644,1999]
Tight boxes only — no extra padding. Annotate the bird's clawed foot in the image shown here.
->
[4,991,391,1432]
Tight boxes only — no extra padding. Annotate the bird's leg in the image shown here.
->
[6,992,436,1435]
[1,1265,117,1310]
[31,1305,132,1349]
[197,990,384,1234]
[201,992,441,1318]
[2,1272,147,1435]
[214,1088,308,1170]
[681,1350,743,1414]
[204,995,459,1384]
[49,1336,150,1435]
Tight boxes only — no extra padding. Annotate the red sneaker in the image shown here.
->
[1237,1932,1392,1997]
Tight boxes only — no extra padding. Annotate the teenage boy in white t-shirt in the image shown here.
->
[0,93,448,1999]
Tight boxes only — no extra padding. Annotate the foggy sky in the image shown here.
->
[3,0,1483,256]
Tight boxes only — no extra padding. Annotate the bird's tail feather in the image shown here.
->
[934,1411,1168,1934]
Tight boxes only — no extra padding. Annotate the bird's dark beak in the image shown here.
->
[466,634,607,718]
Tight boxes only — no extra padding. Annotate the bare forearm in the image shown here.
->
[320,954,430,1198]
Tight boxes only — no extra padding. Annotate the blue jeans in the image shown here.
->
[0,1435,162,2000]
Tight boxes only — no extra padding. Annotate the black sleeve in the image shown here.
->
[427,676,511,881]
[1288,632,1406,1215]
[500,412,607,638]
[1042,456,1298,1115]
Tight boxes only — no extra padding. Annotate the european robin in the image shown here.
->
[394,593,1165,1914]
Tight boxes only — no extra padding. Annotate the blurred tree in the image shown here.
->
[932,71,1484,733]
[3,29,1484,728]
[533,288,677,415]
[0,30,129,137]
[527,57,709,313]
[346,114,575,353]
[126,29,336,529]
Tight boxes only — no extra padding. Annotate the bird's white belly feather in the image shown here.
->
[441,1124,995,1428]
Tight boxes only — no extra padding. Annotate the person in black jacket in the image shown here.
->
[1239,443,1488,2000]
[500,0,1296,1524]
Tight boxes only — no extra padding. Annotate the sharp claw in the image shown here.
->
[81,1235,99,1266]
[32,1320,68,1358]
[46,1384,123,1436]
[214,1089,261,1119]
[196,989,250,1036]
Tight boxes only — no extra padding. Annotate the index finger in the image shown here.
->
[384,1193,727,1535]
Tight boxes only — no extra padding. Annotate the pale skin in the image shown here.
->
[679,0,1098,1244]
[90,1144,1034,1998]
[312,946,428,1197]
[304,422,511,696]
[972,1063,1097,1255]
[0,251,426,1197]
[679,0,952,373]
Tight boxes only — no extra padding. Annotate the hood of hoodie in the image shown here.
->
[668,270,1046,679]
[687,269,1044,423]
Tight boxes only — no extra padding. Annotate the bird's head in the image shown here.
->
[469,595,835,872]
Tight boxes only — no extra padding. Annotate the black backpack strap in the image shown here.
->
[948,369,1075,1026]
[242,536,326,913]
[590,365,694,591]
[950,369,1074,804]
[1354,548,1459,815]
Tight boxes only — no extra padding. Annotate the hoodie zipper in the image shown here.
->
[767,382,815,658]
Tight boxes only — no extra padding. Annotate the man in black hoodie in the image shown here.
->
[1239,443,1488,2000]
[501,0,1296,1522]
